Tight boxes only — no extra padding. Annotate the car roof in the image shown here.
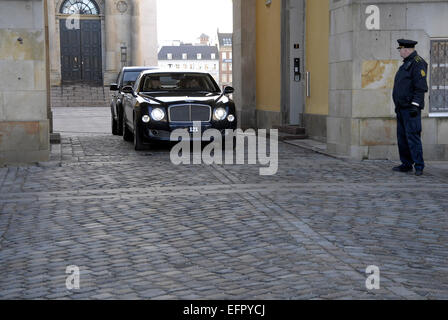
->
[122,66,158,72]
[139,69,212,76]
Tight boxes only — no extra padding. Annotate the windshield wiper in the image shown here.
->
[141,90,171,93]
[180,90,218,94]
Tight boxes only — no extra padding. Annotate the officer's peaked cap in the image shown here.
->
[397,39,418,49]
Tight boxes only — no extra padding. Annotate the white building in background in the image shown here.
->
[158,44,220,83]
[217,32,233,89]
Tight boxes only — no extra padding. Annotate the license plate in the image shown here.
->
[189,127,199,133]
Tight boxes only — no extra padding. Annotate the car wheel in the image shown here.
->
[133,116,146,151]
[122,114,133,142]
[111,112,119,135]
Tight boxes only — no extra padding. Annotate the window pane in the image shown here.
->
[430,40,448,113]
[60,0,99,15]
[122,72,141,86]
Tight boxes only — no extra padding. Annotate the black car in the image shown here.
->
[110,66,157,136]
[120,70,237,150]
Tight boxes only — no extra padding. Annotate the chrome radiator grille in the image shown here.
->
[168,104,211,122]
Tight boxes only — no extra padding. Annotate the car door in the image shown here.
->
[129,74,145,131]
[117,71,125,117]
[123,89,133,129]
[112,71,122,118]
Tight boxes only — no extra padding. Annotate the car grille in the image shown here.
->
[168,104,211,122]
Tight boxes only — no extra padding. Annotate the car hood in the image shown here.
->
[140,92,229,106]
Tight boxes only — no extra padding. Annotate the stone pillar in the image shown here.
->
[327,0,357,158]
[47,0,61,86]
[233,0,257,129]
[104,0,133,84]
[131,0,140,65]
[0,0,49,164]
[137,0,158,66]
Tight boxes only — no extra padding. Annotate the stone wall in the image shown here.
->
[51,85,110,108]
[0,0,49,165]
[328,0,448,160]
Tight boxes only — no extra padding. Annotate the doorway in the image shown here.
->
[60,18,102,84]
[282,0,305,125]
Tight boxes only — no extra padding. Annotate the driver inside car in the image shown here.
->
[179,77,200,90]
[145,77,161,91]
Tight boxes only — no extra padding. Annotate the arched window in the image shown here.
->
[60,0,100,15]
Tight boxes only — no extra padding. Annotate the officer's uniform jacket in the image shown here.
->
[393,51,428,111]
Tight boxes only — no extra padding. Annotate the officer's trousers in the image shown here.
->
[396,108,425,170]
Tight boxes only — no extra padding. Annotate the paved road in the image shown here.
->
[52,107,111,136]
[0,107,447,299]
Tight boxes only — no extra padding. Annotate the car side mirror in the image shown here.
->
[122,86,134,94]
[224,86,234,95]
[110,83,119,91]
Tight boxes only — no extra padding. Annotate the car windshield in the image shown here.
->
[122,71,143,86]
[140,73,220,93]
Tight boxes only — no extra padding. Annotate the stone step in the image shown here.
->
[266,131,308,141]
[51,84,111,108]
[272,125,306,135]
[277,132,308,141]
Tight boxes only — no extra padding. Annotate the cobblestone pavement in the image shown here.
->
[0,108,447,299]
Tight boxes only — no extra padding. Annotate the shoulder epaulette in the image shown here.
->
[414,55,422,63]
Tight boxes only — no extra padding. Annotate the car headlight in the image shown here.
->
[151,108,165,121]
[142,115,151,123]
[214,107,227,121]
[227,114,235,122]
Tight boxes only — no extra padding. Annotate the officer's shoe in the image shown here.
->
[392,165,413,172]
[415,169,423,176]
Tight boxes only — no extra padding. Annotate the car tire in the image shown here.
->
[133,116,146,151]
[122,114,133,142]
[111,112,119,135]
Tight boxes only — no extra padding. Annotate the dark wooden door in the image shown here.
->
[60,19,82,82]
[80,20,102,82]
[60,19,102,84]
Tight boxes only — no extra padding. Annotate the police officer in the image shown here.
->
[392,39,428,176]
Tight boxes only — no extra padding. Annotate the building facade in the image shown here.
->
[233,0,448,160]
[158,44,220,84]
[48,0,158,108]
[199,33,210,46]
[1,0,158,164]
[217,32,233,89]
